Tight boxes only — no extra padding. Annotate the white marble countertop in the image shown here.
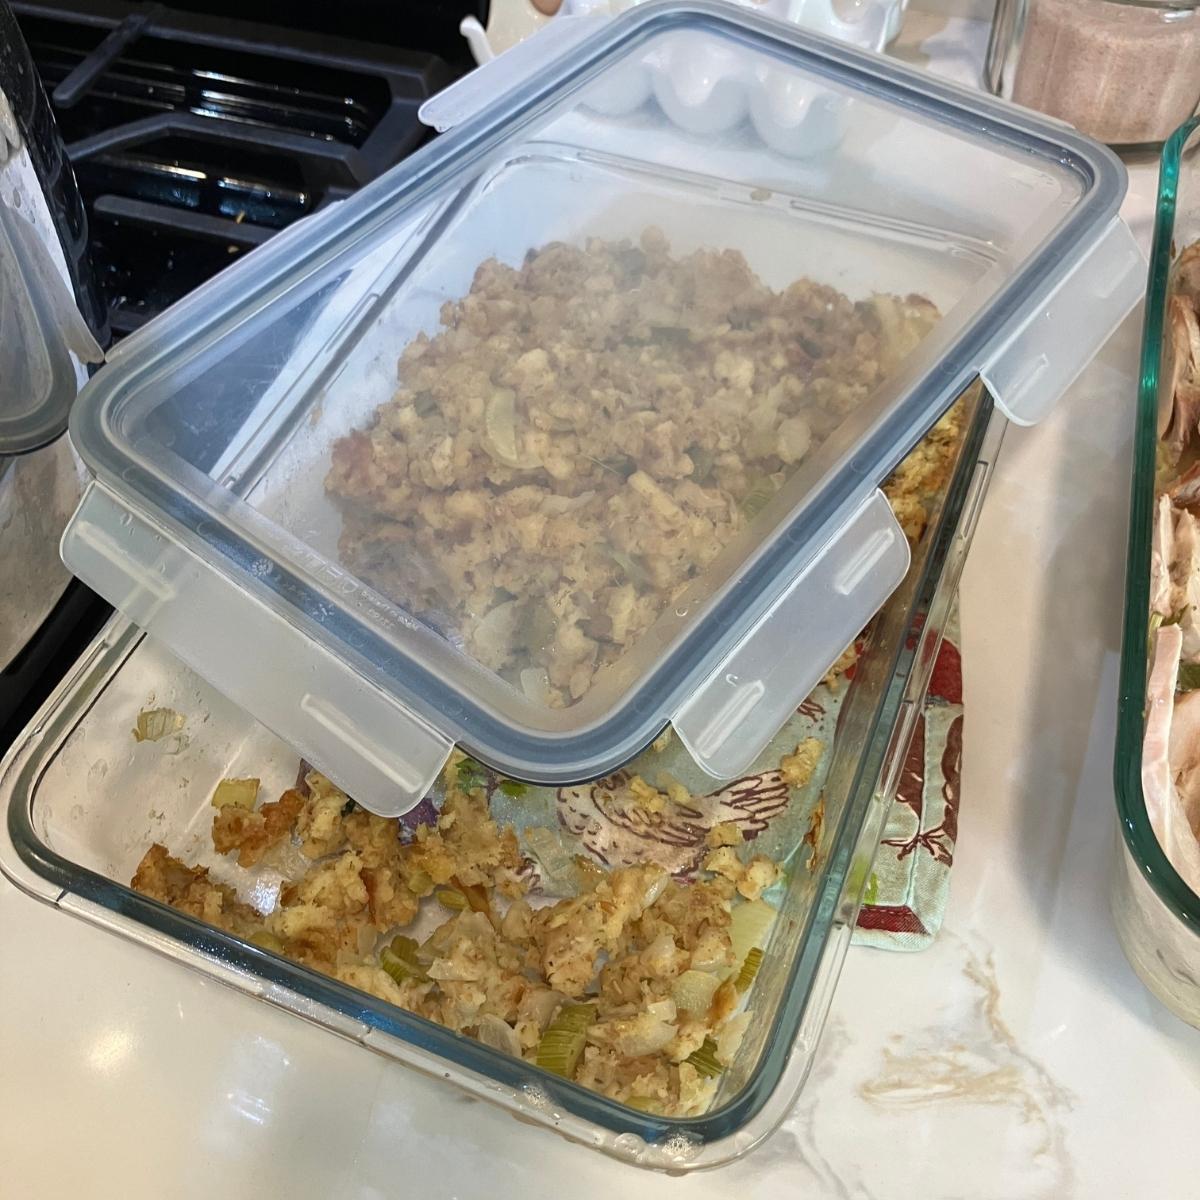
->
[3,11,1199,1199]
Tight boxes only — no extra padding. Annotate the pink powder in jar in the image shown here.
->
[1010,0,1200,146]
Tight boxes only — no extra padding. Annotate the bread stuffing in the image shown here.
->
[127,243,971,1119]
[132,760,774,1117]
[325,228,940,706]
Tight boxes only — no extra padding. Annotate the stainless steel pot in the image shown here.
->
[0,2,104,672]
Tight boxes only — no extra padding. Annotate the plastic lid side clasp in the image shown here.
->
[674,488,910,781]
[980,215,1144,427]
[61,482,452,817]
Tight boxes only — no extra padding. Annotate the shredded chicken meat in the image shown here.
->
[1146,242,1200,895]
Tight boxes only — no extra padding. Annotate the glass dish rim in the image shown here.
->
[64,0,1126,788]
[1115,117,1200,933]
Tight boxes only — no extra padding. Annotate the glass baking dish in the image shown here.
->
[57,1,1140,818]
[1114,116,1200,1025]
[2,382,1002,1169]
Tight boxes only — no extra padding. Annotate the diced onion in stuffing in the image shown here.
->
[132,707,185,743]
[211,778,260,810]
[525,826,578,892]
[672,970,723,1016]
[471,600,521,669]
[716,1012,752,1064]
[519,989,567,1035]
[590,1011,677,1057]
[476,1014,522,1057]
[728,899,776,967]
[641,872,670,909]
[483,387,541,469]
[520,667,553,706]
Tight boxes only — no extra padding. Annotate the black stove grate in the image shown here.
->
[14,0,457,334]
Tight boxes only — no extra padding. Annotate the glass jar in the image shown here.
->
[986,0,1200,148]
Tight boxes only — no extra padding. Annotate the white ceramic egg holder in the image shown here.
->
[431,1,895,157]
[462,0,907,63]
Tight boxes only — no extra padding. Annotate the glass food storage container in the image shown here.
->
[986,0,1200,149]
[1114,116,1200,1027]
[50,2,1140,820]
[0,0,1143,1169]
[1,380,998,1169]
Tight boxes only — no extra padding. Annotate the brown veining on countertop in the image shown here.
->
[858,941,1074,1190]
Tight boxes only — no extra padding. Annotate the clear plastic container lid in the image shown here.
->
[60,1,1142,816]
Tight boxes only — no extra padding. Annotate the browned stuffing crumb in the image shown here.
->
[701,849,782,900]
[627,774,668,814]
[212,787,305,869]
[821,643,861,692]
[802,794,826,871]
[736,857,783,901]
[131,843,263,940]
[881,400,966,544]
[818,398,965,697]
[779,738,823,790]
[705,821,742,849]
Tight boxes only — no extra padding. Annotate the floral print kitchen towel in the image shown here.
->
[853,602,962,950]
[489,602,964,952]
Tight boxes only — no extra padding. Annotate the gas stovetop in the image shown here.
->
[0,0,470,749]
[12,0,466,335]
